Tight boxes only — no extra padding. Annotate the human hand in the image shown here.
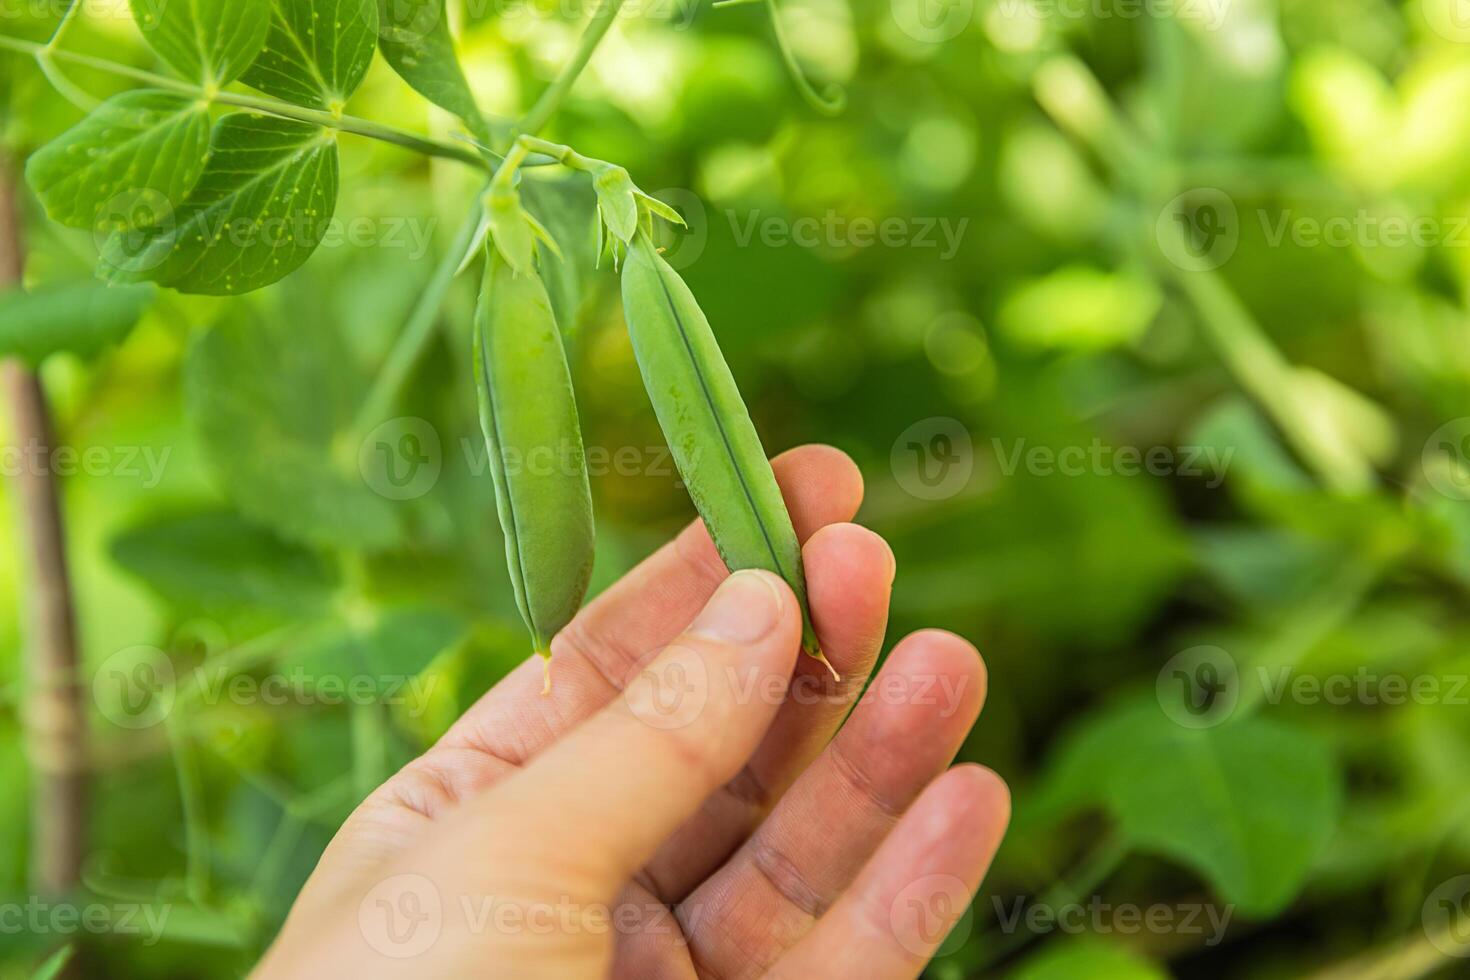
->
[254,446,1009,979]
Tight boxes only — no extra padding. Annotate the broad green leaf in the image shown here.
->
[184,309,405,550]
[284,606,466,694]
[243,0,379,109]
[129,0,271,86]
[111,509,338,614]
[101,114,339,295]
[25,90,211,231]
[1038,695,1341,915]
[0,282,154,364]
[376,0,487,139]
[1008,939,1171,980]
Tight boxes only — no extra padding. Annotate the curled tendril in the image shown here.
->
[722,0,846,116]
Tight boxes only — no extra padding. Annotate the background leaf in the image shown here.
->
[111,509,339,615]
[128,0,270,86]
[25,91,211,231]
[182,307,404,550]
[0,281,153,364]
[1007,939,1171,980]
[1037,696,1341,915]
[375,0,487,140]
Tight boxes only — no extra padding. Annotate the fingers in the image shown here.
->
[771,766,1010,980]
[555,443,863,686]
[454,571,803,898]
[423,444,861,782]
[676,631,988,979]
[637,521,896,903]
[315,447,861,877]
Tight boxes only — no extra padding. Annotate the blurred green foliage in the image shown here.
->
[3,0,1470,976]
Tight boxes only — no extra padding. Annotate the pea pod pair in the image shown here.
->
[620,232,835,678]
[473,250,594,691]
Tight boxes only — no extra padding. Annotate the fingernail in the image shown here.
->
[690,570,784,644]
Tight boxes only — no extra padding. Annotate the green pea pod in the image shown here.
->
[474,250,595,690]
[620,233,835,678]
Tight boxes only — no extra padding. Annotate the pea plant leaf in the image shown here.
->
[100,114,339,296]
[184,307,406,551]
[0,282,154,365]
[283,605,467,693]
[128,0,271,86]
[376,0,488,140]
[111,509,339,615]
[242,0,379,109]
[25,90,212,231]
[1035,695,1341,916]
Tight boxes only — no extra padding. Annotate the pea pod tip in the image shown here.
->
[808,647,840,683]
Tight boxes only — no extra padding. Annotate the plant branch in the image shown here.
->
[517,0,627,138]
[0,156,87,899]
[349,0,628,429]
[0,34,490,169]
[1031,52,1372,492]
[349,195,488,439]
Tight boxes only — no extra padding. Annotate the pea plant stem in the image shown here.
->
[360,0,628,427]
[348,193,488,440]
[972,831,1130,970]
[0,34,490,170]
[1031,52,1372,493]
[0,156,87,901]
[517,0,627,138]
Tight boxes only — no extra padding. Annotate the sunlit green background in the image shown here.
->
[5,0,1470,976]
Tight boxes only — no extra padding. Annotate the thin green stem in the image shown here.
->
[517,0,627,138]
[165,715,210,904]
[0,34,490,170]
[35,51,100,111]
[973,832,1130,970]
[45,0,83,48]
[1032,51,1373,493]
[763,0,844,116]
[349,195,488,438]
